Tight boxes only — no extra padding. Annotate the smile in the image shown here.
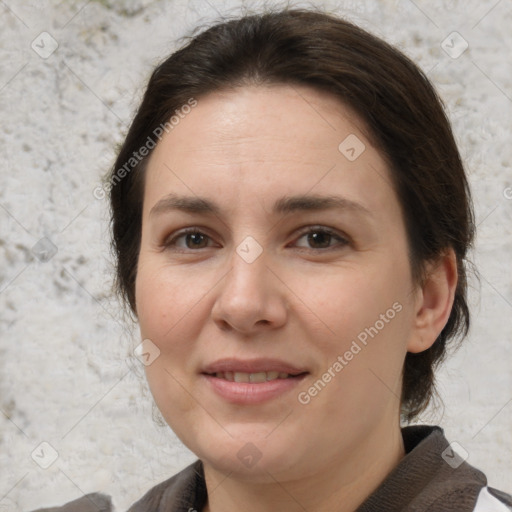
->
[202,371,308,405]
[206,371,303,382]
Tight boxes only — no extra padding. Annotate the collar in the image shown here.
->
[129,425,487,512]
[356,424,486,511]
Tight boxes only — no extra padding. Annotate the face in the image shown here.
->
[135,84,422,482]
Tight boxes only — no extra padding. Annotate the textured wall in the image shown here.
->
[0,0,511,510]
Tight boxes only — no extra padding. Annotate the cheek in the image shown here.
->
[295,258,410,345]
[136,257,204,341]
[135,259,207,421]
[134,257,214,415]
[294,256,413,408]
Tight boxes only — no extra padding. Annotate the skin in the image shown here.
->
[135,84,457,512]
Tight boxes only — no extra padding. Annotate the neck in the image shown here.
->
[202,420,405,512]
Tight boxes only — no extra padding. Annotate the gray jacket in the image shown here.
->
[32,425,512,511]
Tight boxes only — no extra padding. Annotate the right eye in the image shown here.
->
[163,227,217,251]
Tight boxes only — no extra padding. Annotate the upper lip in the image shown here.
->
[202,358,308,375]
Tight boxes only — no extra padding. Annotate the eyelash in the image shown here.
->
[162,225,350,252]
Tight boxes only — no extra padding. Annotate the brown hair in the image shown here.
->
[108,7,475,422]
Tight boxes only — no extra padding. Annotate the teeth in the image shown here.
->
[213,371,293,382]
[249,372,267,383]
[234,372,250,383]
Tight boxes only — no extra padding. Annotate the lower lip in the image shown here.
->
[202,374,307,405]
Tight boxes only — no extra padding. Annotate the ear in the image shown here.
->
[407,248,458,354]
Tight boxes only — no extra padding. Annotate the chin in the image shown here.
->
[202,450,296,482]
[189,428,307,481]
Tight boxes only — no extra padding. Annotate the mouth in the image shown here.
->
[201,357,308,376]
[200,358,309,405]
[203,371,308,382]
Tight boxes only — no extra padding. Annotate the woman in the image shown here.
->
[53,6,512,512]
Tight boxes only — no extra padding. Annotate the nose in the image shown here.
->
[211,243,288,335]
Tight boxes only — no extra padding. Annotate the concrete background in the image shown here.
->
[0,0,510,510]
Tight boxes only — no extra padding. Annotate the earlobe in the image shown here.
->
[407,249,458,354]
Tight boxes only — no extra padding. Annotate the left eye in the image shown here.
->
[292,227,349,250]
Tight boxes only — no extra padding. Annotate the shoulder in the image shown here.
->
[127,459,205,512]
[30,493,112,512]
[359,425,512,512]
[403,425,512,512]
[472,486,512,511]
[32,460,203,512]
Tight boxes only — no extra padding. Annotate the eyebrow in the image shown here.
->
[149,192,372,218]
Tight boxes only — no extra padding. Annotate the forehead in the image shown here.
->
[152,84,368,161]
[143,84,398,219]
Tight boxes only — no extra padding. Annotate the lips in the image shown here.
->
[211,371,296,382]
[201,357,308,376]
[201,358,309,404]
